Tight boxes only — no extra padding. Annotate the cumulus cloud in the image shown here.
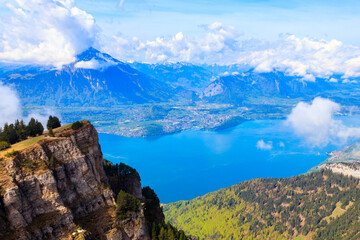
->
[0,83,21,127]
[238,35,360,80]
[256,140,273,150]
[103,23,360,80]
[103,22,243,65]
[286,97,360,147]
[0,0,99,68]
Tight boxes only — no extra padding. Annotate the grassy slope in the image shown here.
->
[0,122,79,190]
[0,123,73,158]
[164,170,360,240]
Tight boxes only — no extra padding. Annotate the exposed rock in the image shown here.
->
[0,121,150,240]
[108,172,142,199]
[319,162,360,179]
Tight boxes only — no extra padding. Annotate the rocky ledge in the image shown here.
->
[0,121,153,240]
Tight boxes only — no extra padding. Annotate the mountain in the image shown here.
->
[0,120,188,239]
[130,62,214,92]
[164,163,360,239]
[200,71,334,104]
[0,48,176,107]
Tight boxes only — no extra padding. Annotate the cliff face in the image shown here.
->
[0,121,150,240]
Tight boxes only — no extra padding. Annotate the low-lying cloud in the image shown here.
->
[0,0,99,68]
[256,140,273,150]
[0,83,21,127]
[0,82,59,129]
[286,97,360,147]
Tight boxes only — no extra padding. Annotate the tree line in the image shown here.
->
[0,116,61,148]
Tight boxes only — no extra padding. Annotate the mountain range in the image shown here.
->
[0,47,351,108]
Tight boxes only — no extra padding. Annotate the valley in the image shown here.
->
[2,48,359,138]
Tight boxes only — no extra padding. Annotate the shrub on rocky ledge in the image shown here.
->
[0,141,10,151]
[116,190,140,220]
[71,121,83,130]
[5,150,20,158]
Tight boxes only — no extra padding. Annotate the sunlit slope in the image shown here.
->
[164,169,360,240]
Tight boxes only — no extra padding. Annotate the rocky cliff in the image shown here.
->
[0,121,152,240]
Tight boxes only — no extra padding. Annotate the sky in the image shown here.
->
[1,0,360,145]
[72,0,360,45]
[1,0,360,79]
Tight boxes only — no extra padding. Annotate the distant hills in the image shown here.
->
[0,47,357,107]
[200,71,335,103]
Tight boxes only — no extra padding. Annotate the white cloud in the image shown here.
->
[238,35,360,80]
[0,82,59,128]
[74,58,116,70]
[0,83,21,127]
[286,97,360,147]
[279,142,285,147]
[103,23,360,80]
[256,140,273,150]
[0,0,99,68]
[103,22,243,65]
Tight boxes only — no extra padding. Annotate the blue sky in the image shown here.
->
[1,0,360,79]
[70,0,360,45]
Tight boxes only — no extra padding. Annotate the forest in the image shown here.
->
[164,169,360,239]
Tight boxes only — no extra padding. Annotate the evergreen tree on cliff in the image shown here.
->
[47,115,61,130]
[27,118,44,137]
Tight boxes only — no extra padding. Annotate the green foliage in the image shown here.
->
[149,105,169,119]
[103,159,136,177]
[27,118,44,137]
[5,150,20,158]
[142,186,165,228]
[0,123,18,144]
[0,141,10,151]
[49,156,55,169]
[164,170,360,239]
[116,190,140,220]
[210,116,247,131]
[48,128,54,137]
[143,186,160,206]
[144,123,165,136]
[46,115,61,130]
[151,222,189,240]
[0,118,45,150]
[71,121,83,130]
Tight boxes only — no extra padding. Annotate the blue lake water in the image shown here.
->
[99,117,360,203]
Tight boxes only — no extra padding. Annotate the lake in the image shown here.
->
[99,117,360,203]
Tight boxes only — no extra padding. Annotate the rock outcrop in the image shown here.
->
[0,121,151,240]
[319,162,360,179]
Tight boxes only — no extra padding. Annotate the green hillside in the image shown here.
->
[164,169,360,239]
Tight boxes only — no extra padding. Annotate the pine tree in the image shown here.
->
[27,118,37,137]
[48,128,54,137]
[151,222,158,240]
[47,115,61,130]
[16,120,27,140]
[7,124,18,144]
[158,227,166,240]
[35,120,44,135]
